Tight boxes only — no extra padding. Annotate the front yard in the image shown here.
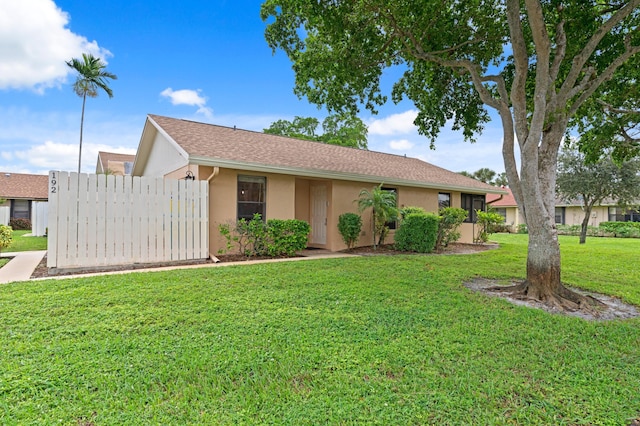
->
[3,230,48,253]
[0,234,639,424]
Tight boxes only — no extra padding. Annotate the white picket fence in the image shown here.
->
[31,201,48,237]
[0,205,8,226]
[47,172,209,270]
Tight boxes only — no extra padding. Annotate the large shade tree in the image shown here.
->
[66,53,117,174]
[573,55,640,163]
[262,0,640,311]
[556,143,640,244]
[264,113,368,148]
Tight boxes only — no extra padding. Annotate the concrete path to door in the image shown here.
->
[0,251,47,284]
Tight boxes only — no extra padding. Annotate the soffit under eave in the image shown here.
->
[188,156,506,195]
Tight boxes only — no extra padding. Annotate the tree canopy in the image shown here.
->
[264,113,368,149]
[459,168,508,186]
[262,0,640,311]
[557,143,640,243]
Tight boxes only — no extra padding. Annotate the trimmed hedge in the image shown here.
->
[218,214,311,256]
[599,221,640,237]
[337,213,362,249]
[394,212,439,253]
[266,219,311,256]
[9,218,31,230]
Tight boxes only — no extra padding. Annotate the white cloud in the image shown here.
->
[0,0,110,92]
[160,88,213,119]
[15,140,78,170]
[368,110,418,135]
[389,139,414,151]
[0,108,143,174]
[13,140,136,174]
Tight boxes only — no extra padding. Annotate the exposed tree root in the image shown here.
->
[487,280,607,317]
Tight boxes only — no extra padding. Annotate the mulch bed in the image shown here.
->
[29,243,495,279]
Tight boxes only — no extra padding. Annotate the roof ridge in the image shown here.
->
[148,113,426,162]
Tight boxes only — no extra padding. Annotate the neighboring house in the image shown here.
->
[487,188,639,228]
[0,172,48,229]
[132,114,506,255]
[96,151,136,176]
[486,188,524,228]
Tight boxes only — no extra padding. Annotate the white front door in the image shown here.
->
[310,183,327,245]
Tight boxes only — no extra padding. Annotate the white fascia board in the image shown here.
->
[189,155,506,195]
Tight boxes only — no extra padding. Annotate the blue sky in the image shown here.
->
[0,0,505,175]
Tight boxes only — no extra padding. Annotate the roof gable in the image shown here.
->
[139,114,505,194]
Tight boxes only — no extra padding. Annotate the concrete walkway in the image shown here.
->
[0,249,356,284]
[0,251,47,284]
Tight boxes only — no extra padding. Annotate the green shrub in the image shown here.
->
[399,206,426,220]
[599,221,640,237]
[9,218,31,230]
[517,224,528,234]
[394,213,439,253]
[435,207,468,250]
[337,213,362,249]
[218,214,310,256]
[490,223,512,233]
[0,225,12,254]
[556,225,581,236]
[266,219,311,256]
[218,214,267,256]
[475,210,505,243]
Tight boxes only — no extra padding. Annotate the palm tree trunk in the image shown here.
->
[78,93,87,175]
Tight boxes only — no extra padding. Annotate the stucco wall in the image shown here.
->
[207,168,297,255]
[563,206,609,227]
[329,183,475,251]
[196,168,483,255]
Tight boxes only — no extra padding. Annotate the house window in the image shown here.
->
[438,192,451,210]
[555,207,565,225]
[461,193,485,223]
[494,207,507,221]
[11,199,30,220]
[381,186,397,230]
[609,206,640,222]
[237,175,266,221]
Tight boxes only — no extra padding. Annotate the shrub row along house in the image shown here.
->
[131,114,505,255]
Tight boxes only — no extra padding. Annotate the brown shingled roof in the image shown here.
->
[487,187,517,206]
[98,151,136,165]
[148,115,504,194]
[0,172,48,200]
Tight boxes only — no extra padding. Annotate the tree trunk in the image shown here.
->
[524,223,562,299]
[579,205,593,244]
[78,93,87,175]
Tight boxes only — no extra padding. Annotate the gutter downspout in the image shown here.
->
[206,166,220,262]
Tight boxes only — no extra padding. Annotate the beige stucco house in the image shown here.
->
[0,172,48,226]
[487,188,640,228]
[96,151,136,176]
[132,114,506,255]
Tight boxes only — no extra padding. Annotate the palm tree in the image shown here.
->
[66,53,117,174]
[356,184,398,249]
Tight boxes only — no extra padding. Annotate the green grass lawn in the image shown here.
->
[4,230,48,252]
[1,234,639,424]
